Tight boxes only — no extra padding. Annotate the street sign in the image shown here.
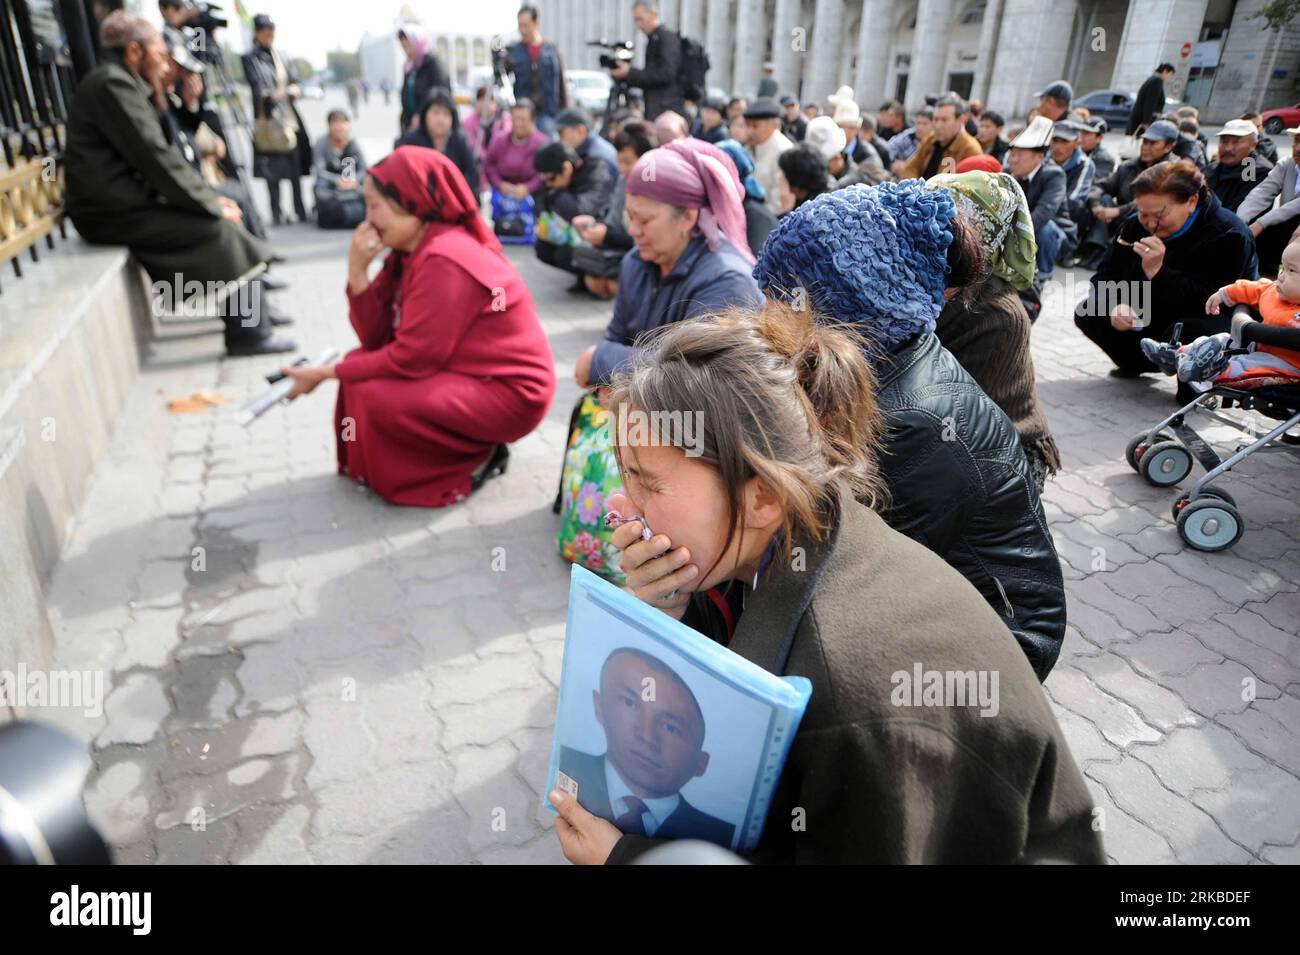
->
[1181,41,1193,58]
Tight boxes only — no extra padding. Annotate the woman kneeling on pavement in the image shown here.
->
[573,138,763,390]
[1073,159,1258,402]
[283,146,556,507]
[548,303,1104,865]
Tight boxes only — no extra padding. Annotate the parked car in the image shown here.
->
[1074,89,1138,127]
[1262,102,1300,134]
[566,69,613,116]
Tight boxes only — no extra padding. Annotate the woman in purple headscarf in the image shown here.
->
[573,139,764,389]
[398,24,449,134]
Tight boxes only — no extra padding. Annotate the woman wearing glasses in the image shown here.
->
[1073,159,1258,400]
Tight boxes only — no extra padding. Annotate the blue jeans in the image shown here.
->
[1036,220,1066,281]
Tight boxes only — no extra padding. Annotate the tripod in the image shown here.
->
[198,37,257,204]
[601,79,634,139]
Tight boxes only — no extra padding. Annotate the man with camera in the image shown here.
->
[607,1,685,124]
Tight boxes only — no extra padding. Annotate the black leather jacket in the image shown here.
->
[873,332,1067,679]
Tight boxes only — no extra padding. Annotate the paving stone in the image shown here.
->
[1069,575,1171,636]
[429,651,541,708]
[452,739,543,851]
[96,672,170,747]
[83,757,153,847]
[1162,659,1277,720]
[229,803,314,865]
[1112,630,1223,681]
[1045,664,1162,748]
[1086,781,1178,865]
[1216,695,1300,778]
[1086,757,1252,864]
[1069,651,1201,734]
[440,685,558,750]
[240,708,304,759]
[311,758,457,839]
[115,607,182,672]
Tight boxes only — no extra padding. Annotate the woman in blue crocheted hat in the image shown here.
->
[754,180,1068,680]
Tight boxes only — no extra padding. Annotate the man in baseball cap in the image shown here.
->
[780,93,807,142]
[1034,81,1073,122]
[1078,115,1117,181]
[1206,118,1273,213]
[556,108,619,179]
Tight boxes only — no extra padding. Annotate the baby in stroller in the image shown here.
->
[1142,238,1300,388]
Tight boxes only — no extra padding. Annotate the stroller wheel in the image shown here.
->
[1138,440,1193,487]
[1177,499,1244,552]
[1172,487,1236,522]
[1125,431,1174,472]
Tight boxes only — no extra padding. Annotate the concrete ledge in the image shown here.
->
[0,234,151,677]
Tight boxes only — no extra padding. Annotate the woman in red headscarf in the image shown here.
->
[283,146,556,507]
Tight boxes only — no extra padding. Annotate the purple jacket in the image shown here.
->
[484,128,550,193]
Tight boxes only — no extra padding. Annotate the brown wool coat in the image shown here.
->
[901,128,983,180]
[937,276,1062,473]
[607,493,1104,865]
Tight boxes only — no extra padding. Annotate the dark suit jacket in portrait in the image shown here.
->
[558,745,735,847]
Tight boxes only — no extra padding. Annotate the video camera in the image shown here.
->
[590,38,635,71]
[192,1,228,32]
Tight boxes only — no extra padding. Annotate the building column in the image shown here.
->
[549,0,569,69]
[771,0,802,98]
[706,0,734,99]
[807,0,844,106]
[582,0,595,67]
[1109,0,1210,101]
[660,0,682,32]
[906,0,954,113]
[734,0,767,98]
[970,0,1005,105]
[985,0,1082,119]
[853,0,895,109]
[681,0,706,44]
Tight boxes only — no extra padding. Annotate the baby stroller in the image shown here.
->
[1124,306,1300,552]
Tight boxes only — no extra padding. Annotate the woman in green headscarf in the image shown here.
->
[928,171,1061,490]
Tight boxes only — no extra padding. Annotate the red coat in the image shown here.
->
[335,223,556,506]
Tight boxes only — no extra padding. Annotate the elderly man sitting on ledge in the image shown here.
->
[64,11,294,357]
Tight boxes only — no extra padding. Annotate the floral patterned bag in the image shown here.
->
[556,393,625,583]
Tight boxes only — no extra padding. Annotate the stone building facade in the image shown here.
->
[541,0,1300,123]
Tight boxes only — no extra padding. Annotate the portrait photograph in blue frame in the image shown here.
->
[543,565,812,854]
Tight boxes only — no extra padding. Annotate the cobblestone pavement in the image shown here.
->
[34,104,1300,866]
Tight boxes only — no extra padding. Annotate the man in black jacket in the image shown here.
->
[533,141,615,285]
[1206,118,1273,213]
[1128,63,1174,135]
[609,1,685,123]
[1008,116,1075,286]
